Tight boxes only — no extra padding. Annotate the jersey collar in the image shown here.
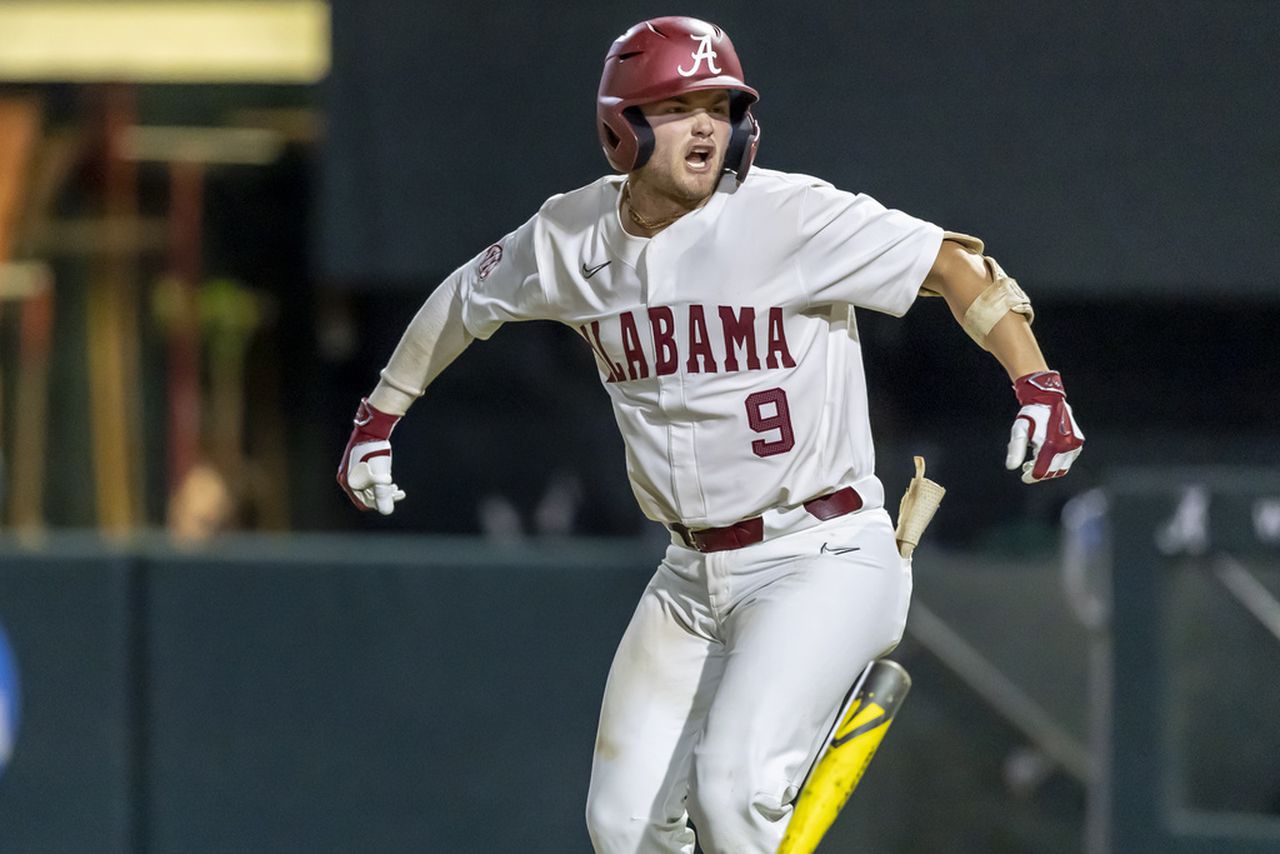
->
[602,172,737,269]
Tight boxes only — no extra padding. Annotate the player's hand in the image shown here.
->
[337,398,407,514]
[1005,370,1084,484]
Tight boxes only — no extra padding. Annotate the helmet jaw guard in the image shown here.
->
[597,17,761,182]
[723,97,760,182]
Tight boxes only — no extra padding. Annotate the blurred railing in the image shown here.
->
[1065,469,1280,854]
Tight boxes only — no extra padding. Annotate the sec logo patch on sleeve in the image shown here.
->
[477,243,503,280]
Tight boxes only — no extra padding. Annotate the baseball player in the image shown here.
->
[338,16,1085,854]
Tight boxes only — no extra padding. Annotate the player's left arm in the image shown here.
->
[921,237,1085,483]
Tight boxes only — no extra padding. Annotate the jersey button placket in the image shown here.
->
[648,246,703,523]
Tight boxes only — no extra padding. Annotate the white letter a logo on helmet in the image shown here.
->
[677,33,722,77]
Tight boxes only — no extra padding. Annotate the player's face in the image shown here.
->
[634,90,733,204]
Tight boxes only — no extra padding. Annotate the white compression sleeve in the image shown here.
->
[367,275,475,416]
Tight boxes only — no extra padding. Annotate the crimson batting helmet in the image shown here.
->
[597,17,761,181]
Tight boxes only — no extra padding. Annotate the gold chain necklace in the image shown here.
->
[622,182,684,231]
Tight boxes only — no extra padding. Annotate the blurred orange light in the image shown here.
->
[0,1,329,83]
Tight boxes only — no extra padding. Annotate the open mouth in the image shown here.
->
[685,145,714,171]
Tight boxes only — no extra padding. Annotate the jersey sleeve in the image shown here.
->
[795,183,943,317]
[456,212,547,340]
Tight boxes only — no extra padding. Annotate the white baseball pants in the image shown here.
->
[585,507,911,854]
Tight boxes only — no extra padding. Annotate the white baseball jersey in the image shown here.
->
[455,167,942,528]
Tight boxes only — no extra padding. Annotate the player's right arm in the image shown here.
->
[335,275,474,513]
[337,214,546,514]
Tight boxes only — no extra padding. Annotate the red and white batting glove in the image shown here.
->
[1005,370,1085,484]
[337,398,407,515]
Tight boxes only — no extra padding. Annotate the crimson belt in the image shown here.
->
[670,486,864,553]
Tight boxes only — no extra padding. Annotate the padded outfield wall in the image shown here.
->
[2,521,1276,853]
[0,536,1090,853]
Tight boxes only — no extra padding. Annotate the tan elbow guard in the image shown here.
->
[943,231,1035,351]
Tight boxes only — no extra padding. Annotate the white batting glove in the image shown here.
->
[1005,370,1085,484]
[337,399,407,515]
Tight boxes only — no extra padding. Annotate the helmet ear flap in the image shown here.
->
[724,100,760,182]
[623,106,655,171]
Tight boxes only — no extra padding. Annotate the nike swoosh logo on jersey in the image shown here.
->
[820,543,861,555]
[582,260,611,279]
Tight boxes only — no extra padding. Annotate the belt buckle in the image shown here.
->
[671,523,705,552]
